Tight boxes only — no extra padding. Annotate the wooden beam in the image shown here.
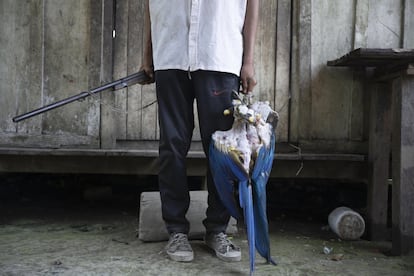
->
[353,0,369,49]
[88,0,105,139]
[290,0,312,141]
[366,82,392,241]
[391,72,414,255]
[0,147,366,181]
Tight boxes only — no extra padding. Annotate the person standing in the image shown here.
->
[140,0,259,262]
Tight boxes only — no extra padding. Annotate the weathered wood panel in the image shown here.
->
[310,0,356,140]
[0,0,43,134]
[294,0,359,142]
[136,0,159,141]
[291,0,408,151]
[88,0,104,140]
[391,73,414,255]
[291,0,312,141]
[1,0,413,156]
[353,0,369,49]
[274,0,291,142]
[111,0,159,143]
[366,0,403,48]
[113,0,129,140]
[126,0,145,140]
[0,0,104,148]
[258,0,290,142]
[403,0,414,48]
[42,0,98,141]
[100,0,116,149]
[367,82,392,240]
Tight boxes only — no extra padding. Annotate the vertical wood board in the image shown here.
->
[291,0,406,146]
[87,0,104,138]
[100,0,117,149]
[42,0,96,138]
[256,0,277,105]
[291,0,312,141]
[353,0,369,49]
[391,74,414,255]
[112,0,158,142]
[0,0,43,134]
[403,0,414,48]
[255,0,290,143]
[310,0,356,140]
[274,0,291,142]
[367,82,392,240]
[367,0,403,48]
[113,0,129,140]
[139,4,158,141]
[126,0,144,139]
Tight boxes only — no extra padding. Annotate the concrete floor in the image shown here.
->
[0,174,413,275]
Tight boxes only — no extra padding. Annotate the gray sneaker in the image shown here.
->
[165,233,194,262]
[205,232,241,262]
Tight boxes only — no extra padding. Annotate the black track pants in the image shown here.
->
[155,69,239,235]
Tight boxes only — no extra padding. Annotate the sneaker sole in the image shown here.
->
[215,252,241,262]
[167,252,194,262]
[205,244,241,262]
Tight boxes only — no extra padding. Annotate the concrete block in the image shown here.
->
[138,190,238,241]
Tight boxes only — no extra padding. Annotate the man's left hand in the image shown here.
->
[240,63,257,94]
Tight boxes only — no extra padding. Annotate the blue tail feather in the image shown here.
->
[251,133,277,265]
[239,180,256,274]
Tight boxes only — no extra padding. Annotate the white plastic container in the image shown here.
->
[328,207,365,240]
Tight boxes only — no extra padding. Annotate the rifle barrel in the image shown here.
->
[12,70,149,123]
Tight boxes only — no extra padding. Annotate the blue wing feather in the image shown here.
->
[209,142,248,219]
[251,133,277,265]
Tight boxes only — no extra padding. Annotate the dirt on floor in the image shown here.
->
[0,175,413,276]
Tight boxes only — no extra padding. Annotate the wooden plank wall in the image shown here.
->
[1,1,43,141]
[1,0,413,154]
[0,0,104,148]
[291,0,408,153]
[111,0,159,144]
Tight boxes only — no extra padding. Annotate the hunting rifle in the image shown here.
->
[12,70,150,123]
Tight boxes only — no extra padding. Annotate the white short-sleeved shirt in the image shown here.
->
[149,0,247,76]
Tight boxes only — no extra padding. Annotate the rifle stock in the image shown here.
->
[12,70,150,123]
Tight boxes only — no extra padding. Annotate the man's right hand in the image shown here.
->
[139,65,155,85]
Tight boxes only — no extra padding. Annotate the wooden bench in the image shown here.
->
[328,48,414,255]
[0,143,366,180]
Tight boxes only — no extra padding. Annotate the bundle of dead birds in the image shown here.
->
[211,93,278,175]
